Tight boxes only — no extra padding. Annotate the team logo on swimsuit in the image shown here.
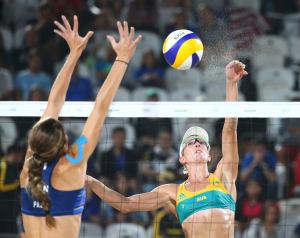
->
[212,181,221,186]
[178,193,186,200]
[196,195,207,202]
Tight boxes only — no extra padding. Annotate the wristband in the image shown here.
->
[115,59,129,65]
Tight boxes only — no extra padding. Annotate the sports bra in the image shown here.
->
[176,173,236,224]
[21,136,87,216]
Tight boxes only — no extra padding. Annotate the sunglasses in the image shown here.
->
[186,139,207,147]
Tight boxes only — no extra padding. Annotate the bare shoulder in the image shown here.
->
[153,183,178,191]
[153,183,179,200]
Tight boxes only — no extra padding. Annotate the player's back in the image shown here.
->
[20,138,87,238]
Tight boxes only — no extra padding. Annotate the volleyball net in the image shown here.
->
[0,101,300,238]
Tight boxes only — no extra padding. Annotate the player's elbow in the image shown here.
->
[121,207,131,214]
[120,197,135,214]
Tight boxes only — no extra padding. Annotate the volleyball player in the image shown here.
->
[20,15,141,237]
[86,60,247,238]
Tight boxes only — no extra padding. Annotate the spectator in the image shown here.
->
[125,0,159,32]
[236,179,264,223]
[0,142,25,237]
[139,130,178,191]
[92,0,125,19]
[240,136,277,200]
[28,88,47,101]
[2,0,39,30]
[100,127,138,180]
[82,179,114,227]
[0,54,13,98]
[93,9,115,32]
[14,25,40,71]
[92,10,116,53]
[0,20,13,62]
[34,1,56,74]
[133,49,165,88]
[136,90,172,143]
[197,4,229,47]
[281,0,300,39]
[293,152,300,196]
[0,90,21,101]
[164,9,196,37]
[278,117,300,162]
[15,49,52,100]
[244,202,283,238]
[111,172,148,225]
[227,2,269,50]
[35,2,54,46]
[293,223,300,238]
[51,0,84,18]
[95,43,115,87]
[196,4,236,69]
[66,65,94,101]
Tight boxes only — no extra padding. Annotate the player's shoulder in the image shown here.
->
[154,183,179,196]
[152,183,177,191]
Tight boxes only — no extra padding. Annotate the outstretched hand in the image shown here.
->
[107,21,142,62]
[226,60,248,83]
[54,15,94,52]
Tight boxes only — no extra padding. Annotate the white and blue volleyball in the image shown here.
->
[163,29,204,70]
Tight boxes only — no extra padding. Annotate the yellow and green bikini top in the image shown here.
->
[176,173,236,224]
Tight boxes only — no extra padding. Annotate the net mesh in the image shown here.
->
[0,102,300,238]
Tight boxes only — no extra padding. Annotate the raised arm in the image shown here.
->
[216,61,247,187]
[81,21,141,159]
[41,15,93,120]
[85,175,175,213]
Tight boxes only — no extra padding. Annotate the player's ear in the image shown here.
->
[179,155,186,165]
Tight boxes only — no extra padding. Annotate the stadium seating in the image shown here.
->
[169,88,206,101]
[165,67,203,91]
[79,222,104,238]
[132,87,169,101]
[98,122,136,152]
[113,87,131,101]
[256,67,294,101]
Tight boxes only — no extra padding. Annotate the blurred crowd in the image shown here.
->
[1,0,300,238]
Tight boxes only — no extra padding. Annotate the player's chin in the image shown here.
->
[194,153,209,163]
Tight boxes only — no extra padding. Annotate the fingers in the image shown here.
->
[53,29,65,39]
[54,20,66,33]
[107,35,117,48]
[73,15,78,35]
[123,21,129,37]
[233,60,245,68]
[117,21,125,39]
[129,27,135,42]
[62,15,72,32]
[229,60,246,73]
[132,35,142,48]
[83,31,94,42]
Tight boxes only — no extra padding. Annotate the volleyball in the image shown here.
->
[162,29,204,70]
